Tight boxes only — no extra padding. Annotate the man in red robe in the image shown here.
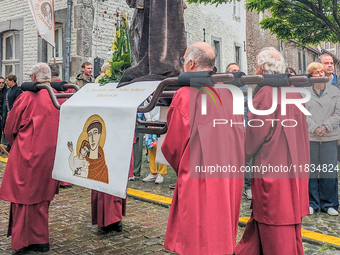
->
[161,42,245,255]
[0,63,61,252]
[86,120,132,232]
[235,47,310,255]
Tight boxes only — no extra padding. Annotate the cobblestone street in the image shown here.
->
[1,155,340,254]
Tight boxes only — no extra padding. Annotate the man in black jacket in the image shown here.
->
[0,77,7,143]
[3,75,22,152]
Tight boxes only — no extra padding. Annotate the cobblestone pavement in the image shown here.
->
[0,151,340,254]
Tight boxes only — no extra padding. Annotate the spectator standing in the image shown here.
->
[285,67,297,75]
[49,64,73,188]
[0,77,7,143]
[49,63,62,82]
[226,63,252,200]
[142,99,167,184]
[320,53,339,87]
[0,63,60,252]
[75,62,95,88]
[4,75,22,152]
[306,62,340,216]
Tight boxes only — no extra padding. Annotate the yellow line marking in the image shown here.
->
[301,229,340,246]
[127,188,340,247]
[0,156,8,163]
[127,188,172,205]
[239,217,251,223]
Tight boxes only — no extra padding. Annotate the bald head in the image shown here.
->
[184,42,215,72]
[256,47,285,75]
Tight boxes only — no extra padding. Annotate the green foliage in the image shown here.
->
[97,11,133,85]
[187,0,340,45]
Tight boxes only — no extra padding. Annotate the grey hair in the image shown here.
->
[32,63,51,83]
[48,63,60,77]
[185,46,215,71]
[257,47,286,74]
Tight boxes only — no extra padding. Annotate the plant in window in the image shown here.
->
[96,11,133,85]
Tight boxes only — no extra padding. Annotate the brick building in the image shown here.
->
[246,10,340,75]
[0,0,247,84]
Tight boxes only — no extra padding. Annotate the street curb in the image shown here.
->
[127,187,340,250]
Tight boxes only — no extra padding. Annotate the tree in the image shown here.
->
[187,0,340,45]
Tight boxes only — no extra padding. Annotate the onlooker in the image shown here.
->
[75,62,95,88]
[48,64,73,188]
[235,47,309,255]
[306,62,340,216]
[0,63,60,252]
[226,63,252,200]
[130,104,145,181]
[49,64,62,82]
[162,42,244,254]
[320,53,339,87]
[4,75,22,152]
[225,62,240,73]
[0,77,7,143]
[285,67,297,75]
[143,99,167,184]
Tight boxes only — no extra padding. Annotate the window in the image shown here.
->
[303,51,306,73]
[233,0,237,16]
[298,51,302,74]
[185,22,190,47]
[235,45,241,67]
[212,37,222,72]
[233,0,240,20]
[47,25,63,78]
[2,31,20,77]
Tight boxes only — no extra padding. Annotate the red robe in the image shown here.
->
[0,89,60,250]
[0,89,60,204]
[161,87,245,255]
[245,86,309,225]
[235,86,309,255]
[91,147,134,227]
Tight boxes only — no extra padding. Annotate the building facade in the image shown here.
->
[0,0,247,84]
[246,10,340,75]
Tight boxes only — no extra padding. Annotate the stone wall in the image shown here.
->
[1,0,247,83]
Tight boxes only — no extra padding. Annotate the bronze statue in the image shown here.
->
[120,0,187,85]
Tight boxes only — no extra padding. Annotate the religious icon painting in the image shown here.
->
[67,114,109,184]
[52,81,160,198]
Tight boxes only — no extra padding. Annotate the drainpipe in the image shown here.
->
[279,39,282,52]
[65,0,72,82]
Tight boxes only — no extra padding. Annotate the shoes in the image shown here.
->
[143,173,157,182]
[169,183,176,189]
[28,243,50,252]
[309,206,314,215]
[244,189,252,200]
[60,185,72,189]
[128,175,140,181]
[102,221,123,233]
[155,174,164,184]
[327,207,339,216]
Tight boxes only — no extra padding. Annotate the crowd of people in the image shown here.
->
[0,43,339,255]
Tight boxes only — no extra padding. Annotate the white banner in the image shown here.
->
[28,0,55,46]
[52,81,160,199]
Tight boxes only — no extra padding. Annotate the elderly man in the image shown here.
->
[161,42,244,254]
[235,47,310,255]
[320,53,339,88]
[0,63,60,252]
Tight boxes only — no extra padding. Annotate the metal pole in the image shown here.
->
[65,0,72,82]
